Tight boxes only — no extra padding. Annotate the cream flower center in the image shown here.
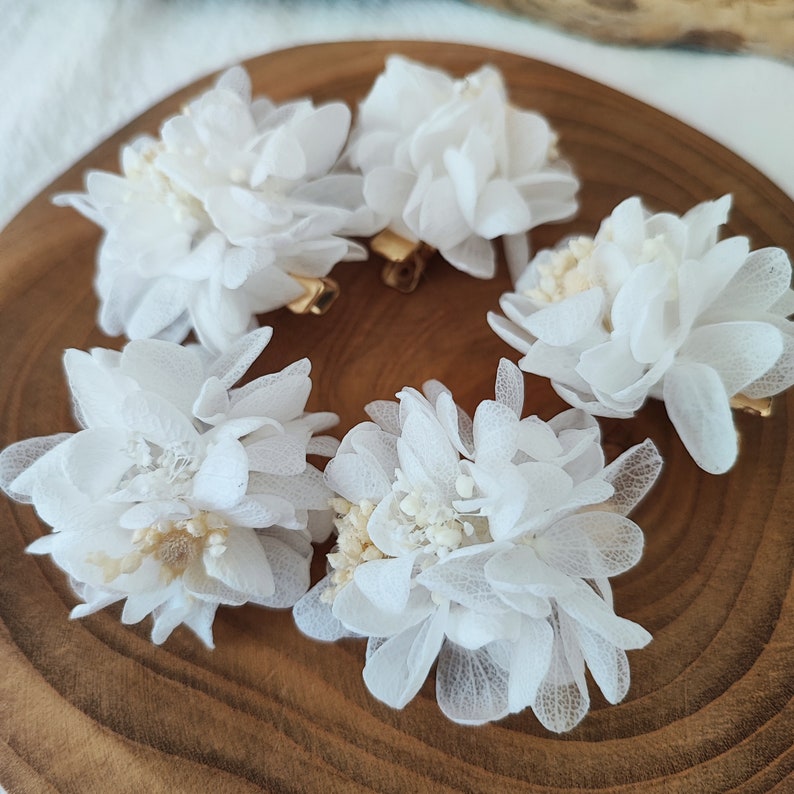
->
[125,142,210,230]
[524,236,597,304]
[321,474,491,604]
[87,511,229,584]
[322,498,383,603]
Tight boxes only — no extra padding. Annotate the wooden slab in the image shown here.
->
[0,41,792,792]
[472,0,794,60]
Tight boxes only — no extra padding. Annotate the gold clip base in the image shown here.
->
[730,393,773,417]
[371,229,435,293]
[286,276,340,316]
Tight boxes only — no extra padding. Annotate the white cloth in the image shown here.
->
[2,0,793,233]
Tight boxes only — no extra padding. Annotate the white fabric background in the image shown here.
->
[2,0,793,234]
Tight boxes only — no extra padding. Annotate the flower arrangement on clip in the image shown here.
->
[488,195,794,474]
[1,56,792,734]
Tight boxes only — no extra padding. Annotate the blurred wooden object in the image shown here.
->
[472,0,794,59]
[1,40,793,793]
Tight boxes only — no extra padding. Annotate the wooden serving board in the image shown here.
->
[0,41,792,793]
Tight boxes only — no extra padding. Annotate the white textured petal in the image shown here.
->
[363,602,448,710]
[472,400,519,467]
[680,321,783,397]
[436,640,510,725]
[507,617,554,713]
[494,358,525,417]
[333,579,435,637]
[536,512,645,578]
[121,391,198,448]
[444,604,521,650]
[201,527,276,601]
[663,360,737,474]
[533,617,589,732]
[353,554,414,614]
[293,577,354,641]
[191,437,249,510]
[251,531,310,608]
[600,438,663,516]
[416,548,506,614]
[473,179,531,238]
[524,288,604,347]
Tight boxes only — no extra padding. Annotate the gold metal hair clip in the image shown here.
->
[730,393,773,417]
[371,229,435,293]
[286,275,340,315]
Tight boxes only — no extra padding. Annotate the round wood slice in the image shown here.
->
[0,41,792,793]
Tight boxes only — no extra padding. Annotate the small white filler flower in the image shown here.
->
[489,195,794,474]
[294,359,661,731]
[0,327,338,647]
[346,55,580,280]
[56,66,379,353]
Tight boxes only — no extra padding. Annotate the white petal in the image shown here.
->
[62,428,133,500]
[417,176,471,250]
[680,321,783,397]
[201,526,276,601]
[709,247,792,316]
[1,434,70,503]
[332,579,435,637]
[245,433,308,476]
[472,400,519,467]
[363,603,448,709]
[662,360,737,474]
[573,621,631,705]
[208,326,273,389]
[524,288,604,347]
[533,618,589,732]
[473,179,531,238]
[444,605,521,650]
[415,547,507,614]
[251,532,311,608]
[507,618,554,713]
[120,339,205,416]
[557,583,651,650]
[485,545,575,598]
[119,500,191,529]
[436,640,510,725]
[63,348,135,429]
[353,554,415,614]
[191,437,249,510]
[536,512,645,578]
[122,391,198,448]
[600,438,663,516]
[293,577,354,641]
[494,358,524,417]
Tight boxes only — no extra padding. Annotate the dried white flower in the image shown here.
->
[346,55,580,280]
[489,195,794,474]
[0,327,338,647]
[56,66,379,353]
[294,359,661,731]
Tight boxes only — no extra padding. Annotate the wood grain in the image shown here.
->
[1,41,792,793]
[471,0,794,60]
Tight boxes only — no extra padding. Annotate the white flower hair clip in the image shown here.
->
[488,195,794,474]
[56,66,380,353]
[0,327,338,647]
[346,55,580,288]
[294,359,662,731]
